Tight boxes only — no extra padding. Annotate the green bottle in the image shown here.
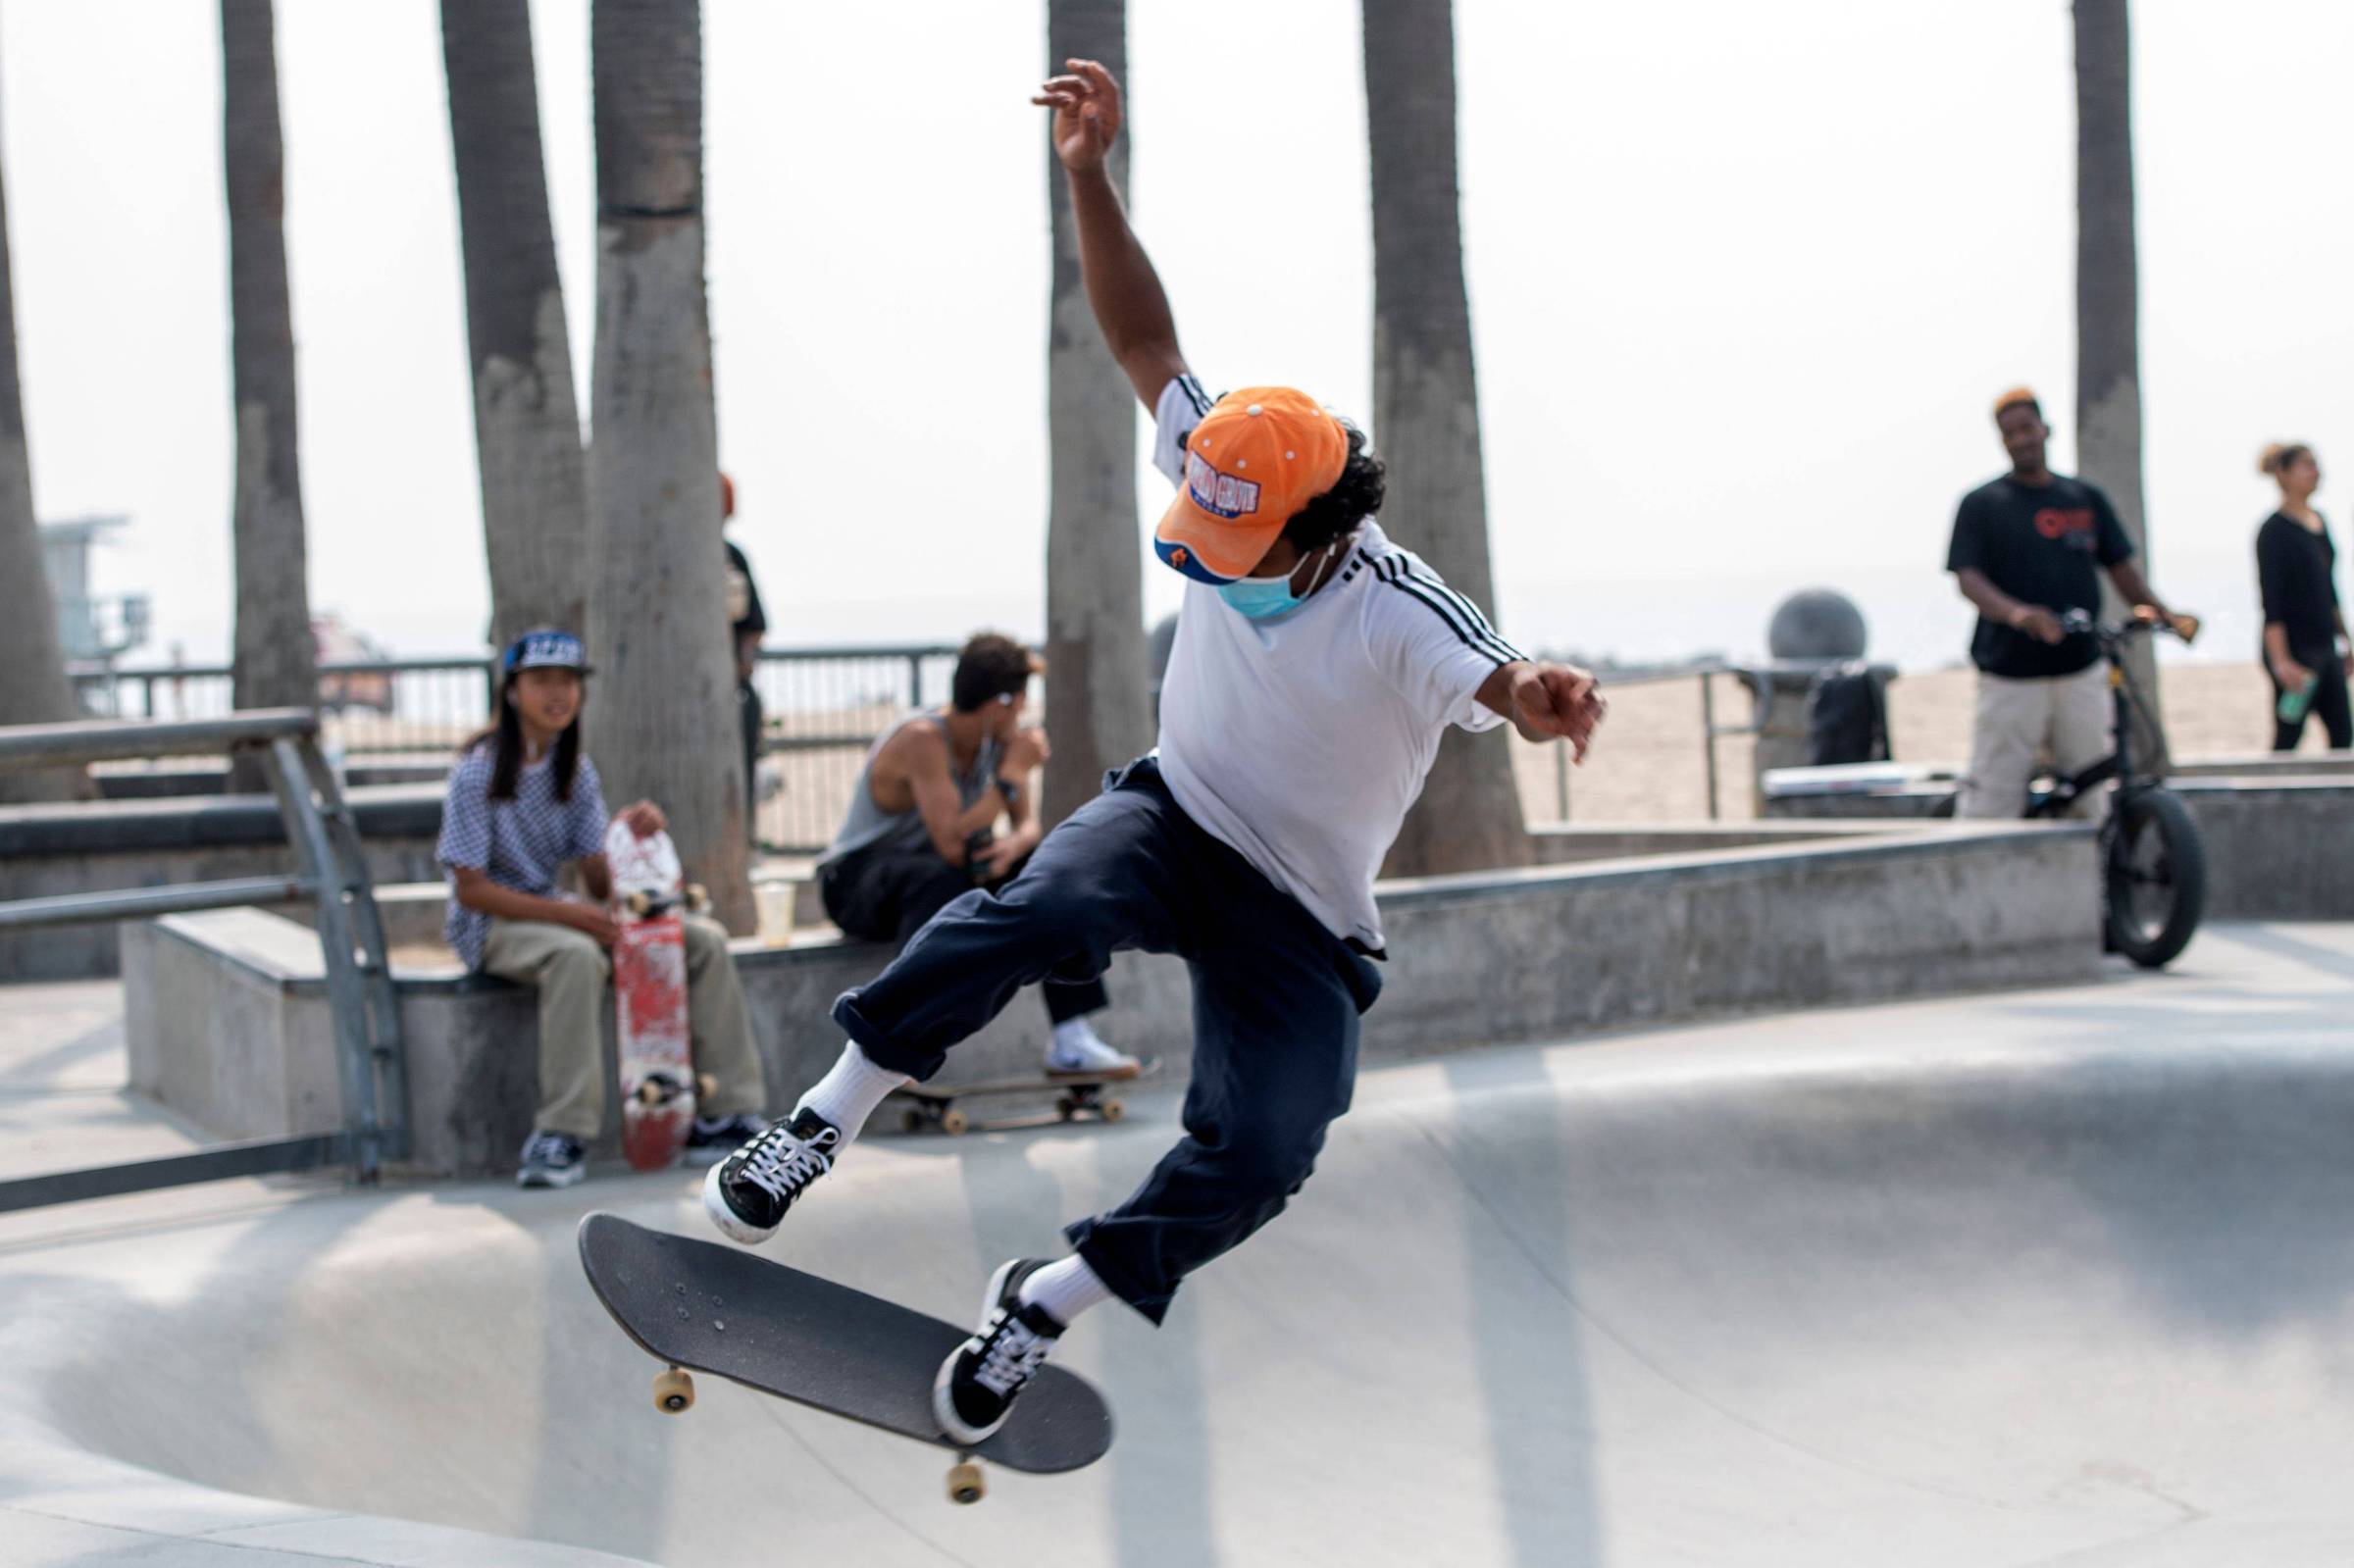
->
[2277,676,2319,725]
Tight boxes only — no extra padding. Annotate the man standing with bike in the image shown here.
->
[1947,387,2196,818]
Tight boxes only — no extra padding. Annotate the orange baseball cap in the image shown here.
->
[1154,386,1351,583]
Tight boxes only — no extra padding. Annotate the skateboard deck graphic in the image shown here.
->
[892,1059,1159,1136]
[577,1214,1113,1500]
[605,818,700,1171]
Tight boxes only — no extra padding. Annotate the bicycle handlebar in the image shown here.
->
[2058,609,2199,645]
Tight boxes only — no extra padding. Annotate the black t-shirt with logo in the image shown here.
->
[1946,473,2134,679]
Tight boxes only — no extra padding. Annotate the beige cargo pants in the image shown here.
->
[1955,661,2113,821]
[481,914,767,1139]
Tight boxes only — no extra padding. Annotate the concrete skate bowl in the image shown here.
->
[16,1029,2354,1566]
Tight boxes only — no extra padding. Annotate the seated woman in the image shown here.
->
[437,629,768,1188]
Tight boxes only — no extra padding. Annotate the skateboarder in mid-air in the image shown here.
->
[706,61,1606,1444]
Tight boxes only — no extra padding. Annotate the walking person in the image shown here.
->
[438,629,769,1188]
[703,61,1606,1446]
[1947,386,2197,818]
[2254,442,2352,750]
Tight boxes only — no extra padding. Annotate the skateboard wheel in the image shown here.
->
[687,883,709,913]
[1055,1094,1080,1121]
[635,1080,665,1107]
[625,890,652,917]
[940,1107,970,1137]
[900,1106,924,1134]
[1100,1098,1126,1124]
[947,1460,985,1505]
[653,1367,694,1414]
[696,1073,717,1101]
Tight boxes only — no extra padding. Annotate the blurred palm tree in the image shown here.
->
[0,76,86,803]
[1362,0,1531,875]
[221,0,318,742]
[587,0,752,931]
[1042,0,1150,828]
[440,0,589,646]
[2074,0,2167,768]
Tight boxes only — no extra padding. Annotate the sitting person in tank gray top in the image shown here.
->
[813,632,1136,1078]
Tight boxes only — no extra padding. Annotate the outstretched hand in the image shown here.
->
[1504,663,1608,758]
[1033,58,1123,173]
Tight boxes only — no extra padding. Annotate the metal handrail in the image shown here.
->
[0,709,405,1211]
[0,708,316,769]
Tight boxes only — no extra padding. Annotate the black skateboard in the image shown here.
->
[576,1214,1113,1503]
[892,1059,1160,1136]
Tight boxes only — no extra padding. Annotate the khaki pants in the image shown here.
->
[1956,662,2113,821]
[482,914,767,1139]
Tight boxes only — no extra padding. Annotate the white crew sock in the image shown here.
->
[793,1041,909,1142]
[1018,1254,1115,1329]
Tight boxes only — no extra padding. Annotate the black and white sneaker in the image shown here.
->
[516,1130,586,1189]
[701,1107,841,1244]
[934,1257,1063,1444]
[684,1110,767,1168]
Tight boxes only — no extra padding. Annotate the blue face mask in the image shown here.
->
[1216,543,1341,622]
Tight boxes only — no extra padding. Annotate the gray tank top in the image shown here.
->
[817,712,1002,868]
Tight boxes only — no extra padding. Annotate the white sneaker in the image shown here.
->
[1045,1019,1140,1080]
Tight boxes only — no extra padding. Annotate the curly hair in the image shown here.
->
[1281,424,1386,552]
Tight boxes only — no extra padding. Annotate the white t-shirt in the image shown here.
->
[1150,374,1526,953]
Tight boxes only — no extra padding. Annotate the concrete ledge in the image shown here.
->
[2175,780,2354,920]
[1759,773,2354,921]
[125,823,2103,1178]
[1528,820,1925,863]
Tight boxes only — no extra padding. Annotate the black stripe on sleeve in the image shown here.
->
[1383,571,1512,669]
[1373,552,1520,664]
[1406,568,1526,663]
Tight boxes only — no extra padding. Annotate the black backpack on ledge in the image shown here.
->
[1807,663,1889,766]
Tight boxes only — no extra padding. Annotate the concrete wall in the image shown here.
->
[1760,767,2354,922]
[0,786,442,981]
[124,823,2102,1178]
[2175,781,2354,920]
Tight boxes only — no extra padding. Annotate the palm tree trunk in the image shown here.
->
[588,0,751,932]
[0,114,87,804]
[440,0,589,647]
[1362,0,1529,876]
[2073,0,2167,771]
[1042,0,1149,828]
[222,0,318,743]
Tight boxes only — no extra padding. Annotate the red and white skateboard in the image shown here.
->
[605,816,708,1172]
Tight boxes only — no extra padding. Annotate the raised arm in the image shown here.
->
[1034,59,1189,409]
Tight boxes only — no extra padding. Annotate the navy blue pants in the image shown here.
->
[835,758,1382,1325]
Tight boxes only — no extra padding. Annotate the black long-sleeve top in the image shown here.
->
[2256,511,2341,663]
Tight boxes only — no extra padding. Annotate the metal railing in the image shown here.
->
[69,646,967,850]
[64,646,1776,838]
[0,710,406,1212]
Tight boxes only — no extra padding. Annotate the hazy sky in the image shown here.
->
[5,0,2350,673]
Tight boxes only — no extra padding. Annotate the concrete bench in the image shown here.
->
[123,822,2103,1179]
